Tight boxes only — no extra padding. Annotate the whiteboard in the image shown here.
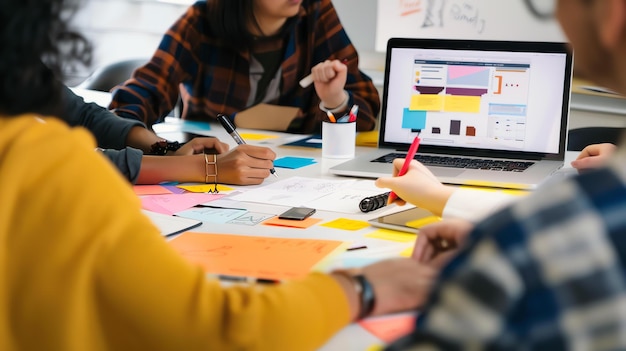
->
[375,0,566,52]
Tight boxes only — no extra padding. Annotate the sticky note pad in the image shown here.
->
[365,229,416,242]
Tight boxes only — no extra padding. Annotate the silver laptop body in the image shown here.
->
[330,38,573,190]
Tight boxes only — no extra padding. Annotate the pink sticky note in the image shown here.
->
[141,193,225,215]
[359,313,417,343]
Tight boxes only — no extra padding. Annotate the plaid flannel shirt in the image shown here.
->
[109,0,379,134]
[389,145,626,350]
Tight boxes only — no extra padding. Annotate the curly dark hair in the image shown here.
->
[0,0,91,116]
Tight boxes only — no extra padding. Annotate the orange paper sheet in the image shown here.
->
[169,232,345,280]
[359,313,417,343]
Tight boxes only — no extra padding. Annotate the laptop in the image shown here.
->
[330,38,573,190]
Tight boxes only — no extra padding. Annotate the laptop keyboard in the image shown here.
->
[371,153,535,172]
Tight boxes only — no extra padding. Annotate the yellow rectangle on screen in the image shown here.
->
[444,95,481,113]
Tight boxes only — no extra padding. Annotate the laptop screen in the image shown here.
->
[379,38,572,160]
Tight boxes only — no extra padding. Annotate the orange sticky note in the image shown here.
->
[133,185,173,195]
[359,313,417,343]
[169,232,345,280]
[262,216,324,229]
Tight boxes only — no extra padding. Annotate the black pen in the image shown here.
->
[216,113,278,177]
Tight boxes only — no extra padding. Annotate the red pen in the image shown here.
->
[388,133,421,203]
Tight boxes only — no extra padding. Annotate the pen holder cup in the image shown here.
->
[322,121,356,159]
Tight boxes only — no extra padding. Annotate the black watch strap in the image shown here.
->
[354,274,376,320]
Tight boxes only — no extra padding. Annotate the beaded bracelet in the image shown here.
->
[149,140,182,155]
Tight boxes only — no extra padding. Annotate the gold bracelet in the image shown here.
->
[204,153,217,184]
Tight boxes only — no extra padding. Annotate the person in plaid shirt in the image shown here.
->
[384,0,626,349]
[109,0,380,134]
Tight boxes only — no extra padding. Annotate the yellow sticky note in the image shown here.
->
[405,216,441,228]
[177,184,234,193]
[502,189,528,196]
[399,246,414,257]
[321,218,370,231]
[366,229,416,243]
[356,130,379,147]
[238,133,278,140]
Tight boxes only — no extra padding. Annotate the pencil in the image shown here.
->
[388,133,421,203]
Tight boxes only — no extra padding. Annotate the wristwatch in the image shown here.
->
[149,140,182,155]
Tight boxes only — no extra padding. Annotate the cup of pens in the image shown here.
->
[322,105,358,159]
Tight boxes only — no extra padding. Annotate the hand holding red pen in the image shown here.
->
[375,138,455,217]
[387,135,421,203]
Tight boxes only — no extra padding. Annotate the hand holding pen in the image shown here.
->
[217,114,278,178]
[301,59,349,113]
[387,133,421,202]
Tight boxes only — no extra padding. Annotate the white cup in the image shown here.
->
[322,121,356,159]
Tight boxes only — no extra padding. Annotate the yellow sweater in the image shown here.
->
[0,116,350,350]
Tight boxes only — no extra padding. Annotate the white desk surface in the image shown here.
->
[73,88,581,351]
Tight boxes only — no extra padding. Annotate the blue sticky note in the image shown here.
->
[401,108,427,130]
[180,120,212,132]
[273,156,317,169]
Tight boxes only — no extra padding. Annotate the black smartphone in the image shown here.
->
[278,207,316,220]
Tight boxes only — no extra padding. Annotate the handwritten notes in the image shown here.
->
[141,193,225,215]
[175,207,248,224]
[169,232,345,280]
[231,176,356,207]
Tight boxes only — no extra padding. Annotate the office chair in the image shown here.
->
[76,58,183,118]
[76,58,147,92]
[567,127,625,151]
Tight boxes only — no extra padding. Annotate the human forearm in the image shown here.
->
[125,126,163,154]
[136,154,205,184]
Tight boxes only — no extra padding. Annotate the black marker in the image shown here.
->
[217,113,278,177]
[359,192,390,213]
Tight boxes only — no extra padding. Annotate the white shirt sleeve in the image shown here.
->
[442,188,522,222]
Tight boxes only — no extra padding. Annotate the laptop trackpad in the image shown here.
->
[429,168,465,178]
